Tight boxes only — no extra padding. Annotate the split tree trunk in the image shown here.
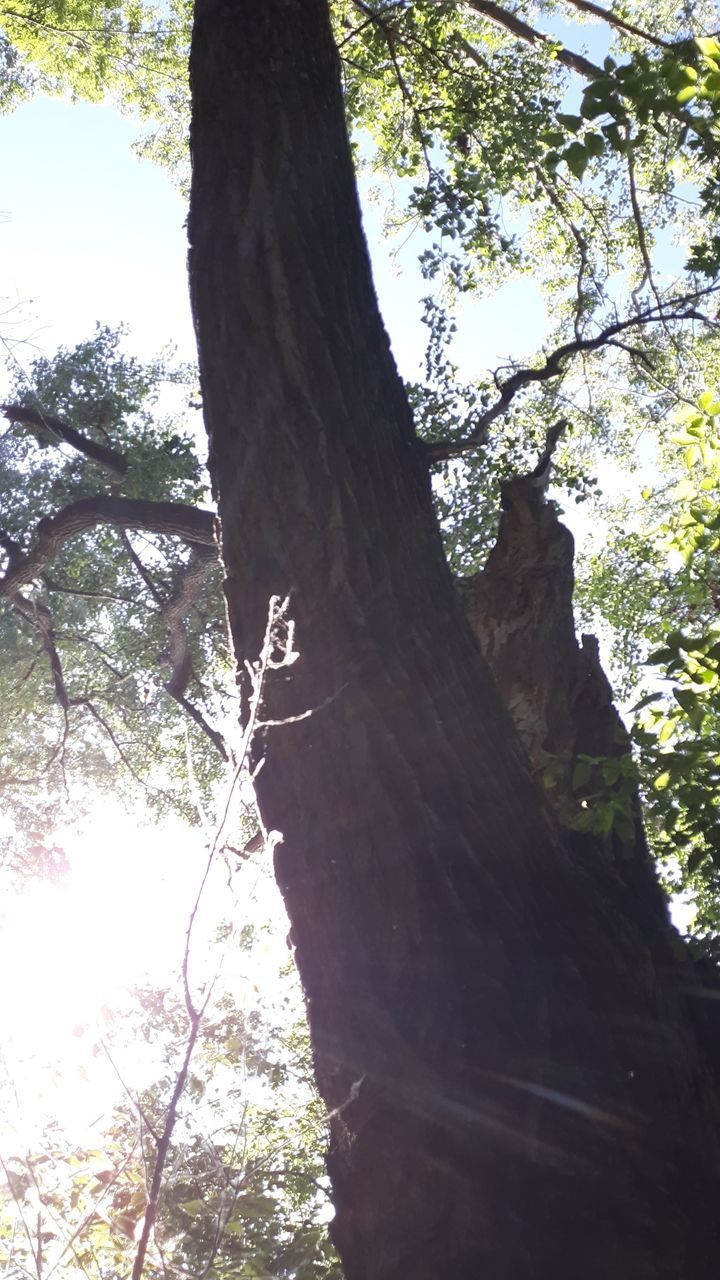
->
[188,3,720,1275]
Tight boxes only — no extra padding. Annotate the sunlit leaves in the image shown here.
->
[0,0,187,115]
[0,326,228,825]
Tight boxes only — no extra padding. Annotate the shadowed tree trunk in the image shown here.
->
[188,2,720,1275]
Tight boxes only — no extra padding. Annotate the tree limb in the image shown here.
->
[1,403,129,477]
[159,545,228,760]
[10,591,70,711]
[0,497,224,760]
[562,0,674,49]
[0,496,216,598]
[462,0,602,80]
[424,287,720,462]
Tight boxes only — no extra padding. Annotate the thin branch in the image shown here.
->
[424,286,720,462]
[10,593,69,710]
[121,532,164,604]
[0,1155,41,1278]
[41,574,135,605]
[625,133,666,320]
[44,1142,142,1280]
[72,698,161,795]
[461,0,602,80]
[1,403,128,476]
[351,0,433,171]
[126,598,290,1280]
[169,691,228,761]
[130,1018,202,1280]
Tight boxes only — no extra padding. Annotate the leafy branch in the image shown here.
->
[1,403,129,476]
[0,496,224,759]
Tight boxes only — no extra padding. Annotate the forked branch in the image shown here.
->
[425,287,720,462]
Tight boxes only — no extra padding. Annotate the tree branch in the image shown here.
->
[0,497,223,759]
[1,403,129,477]
[0,496,216,599]
[424,286,720,462]
[121,531,164,604]
[462,0,602,80]
[10,591,70,711]
[159,545,228,760]
[562,0,674,50]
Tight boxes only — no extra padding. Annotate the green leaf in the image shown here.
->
[631,691,662,712]
[674,687,699,713]
[686,845,707,875]
[572,759,593,789]
[647,647,676,665]
[601,121,626,151]
[676,84,698,104]
[696,37,720,59]
[557,113,583,133]
[180,1200,206,1216]
[698,389,720,415]
[563,142,589,180]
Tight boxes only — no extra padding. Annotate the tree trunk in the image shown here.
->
[188,3,720,1275]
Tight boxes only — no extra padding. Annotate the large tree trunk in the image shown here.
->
[188,3,720,1275]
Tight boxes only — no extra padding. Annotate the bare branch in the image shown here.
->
[121,531,164,604]
[10,592,69,711]
[127,604,291,1280]
[1,403,129,477]
[424,286,720,462]
[625,134,667,323]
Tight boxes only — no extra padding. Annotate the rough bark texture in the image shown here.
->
[188,3,720,1276]
[463,476,661,884]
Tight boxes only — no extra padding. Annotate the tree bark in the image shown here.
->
[188,3,720,1276]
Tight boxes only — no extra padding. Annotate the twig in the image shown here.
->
[130,597,296,1280]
